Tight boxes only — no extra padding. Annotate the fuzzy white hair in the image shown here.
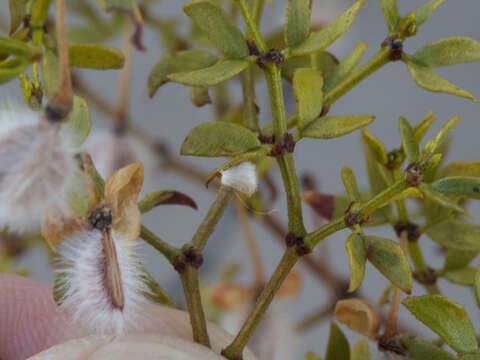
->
[220,162,258,197]
[56,229,149,334]
[0,107,81,233]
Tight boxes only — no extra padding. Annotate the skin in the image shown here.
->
[0,275,257,360]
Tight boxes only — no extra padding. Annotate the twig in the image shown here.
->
[115,22,134,132]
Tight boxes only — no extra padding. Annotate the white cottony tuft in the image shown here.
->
[56,229,149,334]
[220,162,258,197]
[0,107,81,233]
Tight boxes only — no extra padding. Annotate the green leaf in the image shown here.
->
[444,267,476,286]
[301,115,375,139]
[293,68,324,130]
[399,116,420,163]
[190,87,212,107]
[325,322,350,360]
[475,263,480,309]
[427,220,480,251]
[364,236,412,293]
[402,335,455,360]
[362,127,388,165]
[9,0,27,35]
[168,59,250,87]
[285,0,312,47]
[0,58,29,84]
[413,110,437,143]
[402,295,478,354]
[413,0,445,28]
[180,121,261,157]
[63,96,91,146]
[42,47,59,97]
[68,44,125,70]
[325,41,367,92]
[379,0,400,33]
[346,233,367,292]
[140,268,175,306]
[438,161,480,179]
[431,116,461,155]
[414,37,480,68]
[420,183,470,217]
[291,0,365,56]
[138,191,198,213]
[183,0,248,59]
[282,51,338,83]
[341,167,361,202]
[444,249,478,271]
[351,340,370,360]
[148,50,218,97]
[404,57,477,102]
[305,351,322,360]
[431,177,480,199]
[0,36,41,59]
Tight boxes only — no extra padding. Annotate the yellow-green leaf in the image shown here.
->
[437,161,480,179]
[402,295,477,354]
[42,47,59,97]
[138,191,197,213]
[399,116,419,163]
[0,58,29,84]
[9,0,27,35]
[183,0,248,59]
[402,335,455,360]
[63,96,91,146]
[444,249,478,272]
[148,50,218,97]
[430,116,461,155]
[474,263,480,309]
[346,233,367,292]
[305,351,322,360]
[431,177,480,199]
[444,267,475,286]
[341,167,361,202]
[362,127,388,165]
[285,0,312,47]
[181,121,261,157]
[190,86,211,107]
[413,0,445,27]
[282,51,338,83]
[293,68,323,130]
[0,35,41,59]
[364,236,412,293]
[420,183,470,217]
[325,41,366,92]
[301,115,375,139]
[69,44,125,70]
[168,59,250,87]
[379,0,400,33]
[414,37,480,68]
[413,110,437,143]
[404,57,477,102]
[325,322,350,360]
[427,219,480,251]
[291,0,365,56]
[351,340,370,360]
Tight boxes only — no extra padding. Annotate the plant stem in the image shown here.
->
[222,247,299,359]
[409,240,440,294]
[190,185,234,252]
[240,69,259,131]
[264,66,288,138]
[236,0,267,52]
[140,226,180,264]
[324,47,391,106]
[180,267,211,348]
[249,0,264,24]
[115,23,133,132]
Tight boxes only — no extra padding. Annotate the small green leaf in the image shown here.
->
[148,50,218,97]
[325,322,350,360]
[351,340,370,360]
[431,116,461,155]
[282,51,338,83]
[301,115,375,139]
[438,161,480,179]
[0,35,41,59]
[181,121,261,157]
[414,37,480,68]
[402,335,455,360]
[427,219,480,251]
[379,284,394,306]
[390,187,423,202]
[346,233,367,292]
[325,41,367,92]
[42,47,59,97]
[293,68,323,130]
[190,87,211,107]
[140,268,175,306]
[0,58,29,84]
[399,116,420,163]
[364,236,412,293]
[444,249,478,271]
[413,0,445,28]
[291,0,365,56]
[379,0,400,33]
[63,96,91,146]
[341,167,361,202]
[444,267,476,286]
[431,177,480,199]
[420,183,470,217]
[285,0,312,47]
[9,0,27,35]
[404,57,477,102]
[402,295,478,354]
[168,59,250,87]
[474,263,480,309]
[413,110,437,143]
[305,351,322,360]
[362,127,388,165]
[183,0,248,59]
[138,191,198,214]
[68,44,125,70]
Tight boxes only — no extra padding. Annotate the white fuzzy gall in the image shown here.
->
[220,162,258,197]
[56,228,148,334]
[0,107,80,233]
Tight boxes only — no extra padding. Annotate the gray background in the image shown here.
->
[1,0,480,356]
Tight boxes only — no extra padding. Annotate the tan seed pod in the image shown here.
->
[335,298,381,339]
